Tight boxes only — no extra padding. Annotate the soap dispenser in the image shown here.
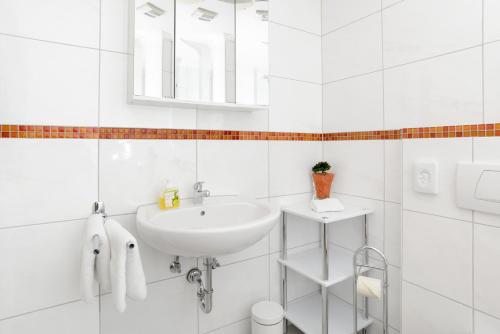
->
[158,180,180,210]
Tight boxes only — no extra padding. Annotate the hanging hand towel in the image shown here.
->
[80,213,110,302]
[105,219,147,312]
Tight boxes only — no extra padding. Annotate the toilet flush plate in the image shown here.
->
[413,161,439,194]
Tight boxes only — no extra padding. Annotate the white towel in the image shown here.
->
[105,219,147,312]
[80,213,111,302]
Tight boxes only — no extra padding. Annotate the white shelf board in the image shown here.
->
[286,292,373,334]
[283,202,372,224]
[278,246,369,288]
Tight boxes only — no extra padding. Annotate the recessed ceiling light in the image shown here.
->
[192,7,218,22]
[137,2,165,18]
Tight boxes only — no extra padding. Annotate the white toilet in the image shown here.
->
[251,301,284,334]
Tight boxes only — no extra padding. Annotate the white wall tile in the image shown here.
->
[324,140,385,200]
[269,23,321,83]
[268,193,320,253]
[269,141,322,196]
[382,0,402,9]
[472,137,500,227]
[402,138,473,221]
[484,0,500,43]
[0,0,99,48]
[0,139,98,227]
[99,139,196,215]
[199,256,269,333]
[110,214,197,284]
[0,36,99,126]
[322,14,382,82]
[385,140,402,203]
[269,0,321,35]
[322,0,381,34]
[218,236,269,267]
[197,140,268,198]
[196,108,268,132]
[402,282,473,334]
[382,0,482,67]
[269,77,322,133]
[475,224,500,319]
[384,48,483,129]
[323,72,383,132]
[0,220,86,319]
[475,311,500,334]
[384,202,401,267]
[484,41,500,124]
[403,210,472,305]
[101,0,129,53]
[206,318,251,334]
[0,301,98,334]
[99,51,196,129]
[101,276,197,334]
[330,194,385,252]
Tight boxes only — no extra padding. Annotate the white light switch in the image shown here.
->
[413,161,439,194]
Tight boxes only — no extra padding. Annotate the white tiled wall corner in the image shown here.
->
[322,0,381,34]
[484,41,500,124]
[269,23,322,84]
[402,282,473,334]
[269,141,322,196]
[269,0,321,35]
[100,276,198,334]
[322,14,382,82]
[99,139,197,215]
[197,140,269,198]
[0,0,100,48]
[324,140,385,200]
[0,139,98,228]
[199,256,269,333]
[0,220,87,319]
[484,0,500,43]
[0,301,98,334]
[402,210,473,306]
[384,140,402,204]
[384,202,401,267]
[474,224,500,319]
[0,35,99,126]
[472,137,500,227]
[99,51,197,129]
[382,0,482,67]
[384,48,483,129]
[402,138,473,222]
[323,72,383,133]
[475,311,500,334]
[269,77,322,133]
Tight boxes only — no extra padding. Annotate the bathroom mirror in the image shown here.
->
[129,0,269,110]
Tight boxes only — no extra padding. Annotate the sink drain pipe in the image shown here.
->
[187,257,220,313]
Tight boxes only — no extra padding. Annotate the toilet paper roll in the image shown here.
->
[357,276,381,299]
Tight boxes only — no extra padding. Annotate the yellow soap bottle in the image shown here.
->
[158,180,180,210]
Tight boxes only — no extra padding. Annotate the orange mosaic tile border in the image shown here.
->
[2,123,500,141]
[0,125,322,141]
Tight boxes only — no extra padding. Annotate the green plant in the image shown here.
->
[312,161,332,174]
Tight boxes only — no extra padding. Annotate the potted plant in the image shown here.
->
[312,161,334,199]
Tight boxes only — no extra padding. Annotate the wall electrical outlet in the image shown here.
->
[413,161,439,194]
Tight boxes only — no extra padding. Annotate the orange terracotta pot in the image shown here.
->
[312,172,335,199]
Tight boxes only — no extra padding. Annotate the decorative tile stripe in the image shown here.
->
[401,124,500,139]
[323,130,401,141]
[0,125,323,141]
[2,123,500,141]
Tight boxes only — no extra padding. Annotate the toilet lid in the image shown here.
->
[251,301,284,325]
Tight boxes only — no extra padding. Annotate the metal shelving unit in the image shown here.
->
[280,202,374,334]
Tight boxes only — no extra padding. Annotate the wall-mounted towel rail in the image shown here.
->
[91,201,134,253]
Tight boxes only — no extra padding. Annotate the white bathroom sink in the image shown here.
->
[136,199,280,257]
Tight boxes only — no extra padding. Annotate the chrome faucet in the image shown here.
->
[193,181,210,204]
